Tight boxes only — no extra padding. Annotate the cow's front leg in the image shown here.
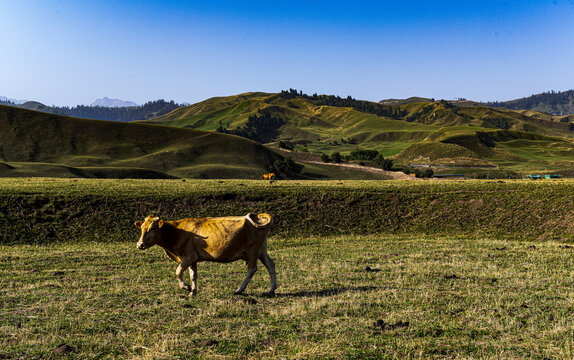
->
[175,262,191,292]
[189,262,198,296]
[235,257,257,295]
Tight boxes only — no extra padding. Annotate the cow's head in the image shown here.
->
[134,215,164,250]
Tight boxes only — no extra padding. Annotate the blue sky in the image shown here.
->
[1,0,574,106]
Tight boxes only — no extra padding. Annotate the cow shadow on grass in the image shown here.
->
[276,285,381,298]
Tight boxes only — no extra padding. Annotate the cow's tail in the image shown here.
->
[246,213,272,228]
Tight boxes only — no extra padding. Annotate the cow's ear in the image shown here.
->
[134,221,143,229]
[157,220,164,228]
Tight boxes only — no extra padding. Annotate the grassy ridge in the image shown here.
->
[0,178,572,245]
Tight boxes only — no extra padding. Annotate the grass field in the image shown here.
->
[1,178,572,245]
[1,178,573,358]
[2,234,574,359]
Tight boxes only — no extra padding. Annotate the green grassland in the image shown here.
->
[1,178,573,358]
[140,92,574,175]
[1,178,571,244]
[2,233,574,358]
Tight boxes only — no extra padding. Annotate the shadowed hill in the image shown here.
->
[0,105,282,179]
[485,90,574,115]
[7,99,183,121]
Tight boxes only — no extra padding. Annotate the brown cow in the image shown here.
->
[134,213,276,296]
[262,172,275,180]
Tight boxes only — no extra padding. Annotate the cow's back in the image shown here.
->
[171,216,269,262]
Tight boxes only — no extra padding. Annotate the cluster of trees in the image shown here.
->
[320,149,393,170]
[1,99,183,121]
[0,100,16,106]
[484,90,574,114]
[411,168,434,178]
[405,104,435,122]
[279,89,406,120]
[273,157,300,175]
[349,149,379,160]
[217,109,283,143]
[278,141,294,151]
[482,117,511,130]
[51,100,182,121]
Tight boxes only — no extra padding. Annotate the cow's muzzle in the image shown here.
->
[137,242,147,250]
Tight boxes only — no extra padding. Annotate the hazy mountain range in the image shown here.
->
[91,97,138,107]
[0,96,27,105]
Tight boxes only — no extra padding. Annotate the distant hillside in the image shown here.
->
[0,105,283,179]
[5,99,183,121]
[142,90,574,176]
[0,96,27,105]
[0,105,398,180]
[484,90,574,115]
[379,97,434,105]
[91,97,138,107]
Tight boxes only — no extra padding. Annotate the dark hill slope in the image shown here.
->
[0,105,281,178]
[484,90,574,115]
[6,100,183,121]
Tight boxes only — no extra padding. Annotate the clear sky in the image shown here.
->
[1,0,574,106]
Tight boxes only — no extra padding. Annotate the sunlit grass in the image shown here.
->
[2,234,574,359]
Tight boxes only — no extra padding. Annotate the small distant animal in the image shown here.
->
[134,213,276,296]
[262,172,276,180]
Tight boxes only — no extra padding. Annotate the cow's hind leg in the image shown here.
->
[259,250,277,296]
[176,262,192,292]
[189,262,198,296]
[235,257,257,295]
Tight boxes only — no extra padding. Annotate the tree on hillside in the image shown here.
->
[222,109,284,143]
[331,152,342,163]
[278,141,294,150]
[373,154,393,170]
[50,99,183,121]
[279,89,407,119]
[349,149,379,161]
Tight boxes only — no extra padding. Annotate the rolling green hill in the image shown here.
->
[0,105,284,179]
[140,91,574,176]
[0,105,401,180]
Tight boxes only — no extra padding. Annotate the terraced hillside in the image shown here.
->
[141,92,574,175]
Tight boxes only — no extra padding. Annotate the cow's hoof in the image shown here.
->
[181,284,192,292]
[189,291,198,297]
[234,289,245,296]
[265,290,276,297]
